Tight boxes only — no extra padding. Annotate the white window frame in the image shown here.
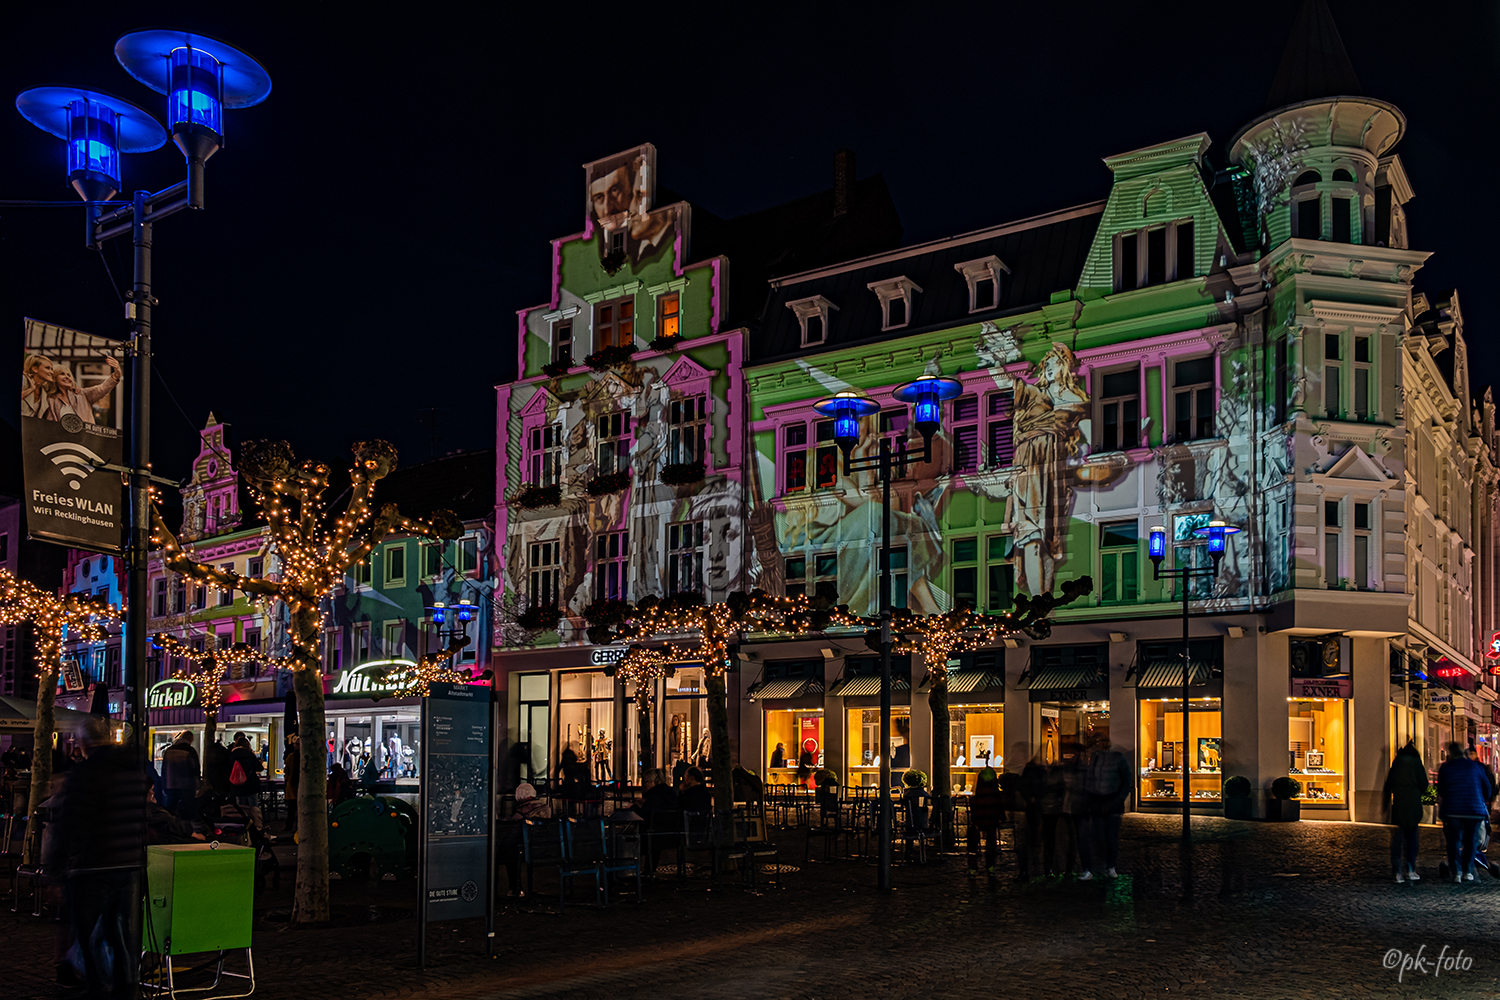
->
[667,521,706,595]
[647,278,688,341]
[542,305,581,365]
[529,539,561,608]
[953,256,1008,313]
[786,295,839,348]
[385,543,407,589]
[667,395,708,466]
[867,276,922,331]
[529,423,564,487]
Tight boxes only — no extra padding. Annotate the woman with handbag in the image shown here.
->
[229,733,263,807]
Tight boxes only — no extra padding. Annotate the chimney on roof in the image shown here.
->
[833,148,856,217]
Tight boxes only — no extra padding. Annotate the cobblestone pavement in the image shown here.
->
[5,816,1499,999]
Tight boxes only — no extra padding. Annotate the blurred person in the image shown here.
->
[283,734,300,833]
[146,786,206,845]
[1384,742,1427,882]
[901,769,932,862]
[228,732,263,807]
[1061,741,1093,878]
[679,766,712,814]
[1018,745,1047,880]
[53,716,147,999]
[160,730,200,816]
[1083,735,1132,878]
[499,781,551,896]
[967,767,1005,877]
[204,737,233,797]
[327,763,353,807]
[1438,741,1492,883]
[770,743,786,769]
[1038,750,1066,877]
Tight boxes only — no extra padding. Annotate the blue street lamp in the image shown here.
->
[14,87,167,202]
[1147,518,1241,841]
[812,375,961,889]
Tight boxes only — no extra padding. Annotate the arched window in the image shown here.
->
[1332,168,1354,182]
[1294,170,1321,187]
[1143,188,1167,217]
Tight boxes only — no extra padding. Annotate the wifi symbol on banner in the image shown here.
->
[40,441,106,491]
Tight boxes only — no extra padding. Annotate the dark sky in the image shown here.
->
[4,1,1498,482]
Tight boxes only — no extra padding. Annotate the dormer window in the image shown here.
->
[1292,171,1322,240]
[786,295,839,348]
[1115,220,1194,292]
[954,256,1008,313]
[867,277,921,331]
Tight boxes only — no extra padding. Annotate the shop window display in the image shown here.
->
[765,709,824,782]
[1136,698,1222,803]
[1288,698,1347,803]
[558,670,617,783]
[665,665,710,770]
[947,705,1003,792]
[1036,702,1110,765]
[846,707,912,785]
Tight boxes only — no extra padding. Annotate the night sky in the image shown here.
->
[3,1,1497,483]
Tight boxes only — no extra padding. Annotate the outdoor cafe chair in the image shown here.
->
[642,808,684,876]
[522,818,605,909]
[726,810,781,889]
[571,817,643,904]
[681,811,718,881]
[804,796,849,863]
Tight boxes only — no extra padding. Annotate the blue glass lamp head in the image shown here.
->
[429,603,447,625]
[1148,525,1167,562]
[813,392,879,456]
[1193,519,1241,558]
[893,376,962,444]
[15,87,167,201]
[455,601,476,624]
[115,29,271,164]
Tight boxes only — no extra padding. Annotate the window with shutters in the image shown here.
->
[529,424,563,487]
[1097,369,1141,452]
[951,396,979,473]
[1099,521,1140,604]
[667,396,706,465]
[595,296,635,349]
[529,540,561,608]
[667,522,705,595]
[1172,356,1215,441]
[594,530,628,602]
[986,391,1015,466]
[595,412,631,476]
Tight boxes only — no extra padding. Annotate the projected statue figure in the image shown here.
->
[1011,342,1089,596]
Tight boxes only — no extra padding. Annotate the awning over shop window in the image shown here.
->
[1021,667,1100,691]
[1128,661,1213,688]
[918,669,1002,694]
[747,678,824,700]
[829,674,911,697]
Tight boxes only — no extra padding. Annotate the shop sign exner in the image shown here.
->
[1289,677,1351,699]
[147,678,197,709]
[330,659,416,698]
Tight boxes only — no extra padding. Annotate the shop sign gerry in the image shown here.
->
[147,678,198,710]
[329,659,416,699]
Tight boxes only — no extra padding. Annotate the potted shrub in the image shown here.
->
[813,768,840,815]
[585,470,631,496]
[1420,785,1438,825]
[511,483,562,510]
[659,460,706,486]
[1222,776,1253,820]
[516,604,561,631]
[901,769,929,788]
[1268,776,1301,821]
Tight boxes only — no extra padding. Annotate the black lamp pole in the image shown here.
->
[1148,521,1234,842]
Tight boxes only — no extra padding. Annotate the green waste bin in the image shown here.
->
[144,843,255,955]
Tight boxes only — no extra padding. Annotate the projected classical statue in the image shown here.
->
[1011,342,1089,596]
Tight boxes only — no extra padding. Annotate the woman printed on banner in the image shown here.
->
[46,356,122,426]
[21,353,57,419]
[1010,342,1089,597]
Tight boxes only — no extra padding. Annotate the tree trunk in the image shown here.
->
[929,679,951,852]
[203,712,218,754]
[289,606,329,925]
[23,666,57,865]
[705,670,734,823]
[638,697,653,775]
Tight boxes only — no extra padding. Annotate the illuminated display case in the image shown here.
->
[1288,698,1347,804]
[765,708,824,778]
[847,707,912,784]
[1137,698,1223,803]
[947,705,1003,792]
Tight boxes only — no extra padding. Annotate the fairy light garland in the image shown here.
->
[150,632,261,720]
[0,568,116,689]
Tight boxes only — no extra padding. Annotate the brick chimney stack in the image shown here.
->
[833,148,855,217]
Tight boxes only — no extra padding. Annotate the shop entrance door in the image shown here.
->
[1037,701,1110,764]
[518,703,549,784]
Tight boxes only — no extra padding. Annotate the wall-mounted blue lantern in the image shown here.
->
[14,87,166,201]
[114,29,271,208]
[892,376,962,448]
[813,391,880,459]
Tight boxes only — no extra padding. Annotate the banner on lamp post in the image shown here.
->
[21,319,125,554]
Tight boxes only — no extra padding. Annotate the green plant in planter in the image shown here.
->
[902,768,929,788]
[1271,776,1302,800]
[584,344,637,371]
[659,460,706,486]
[1223,776,1252,799]
[1420,786,1438,806]
[649,334,682,352]
[585,471,631,496]
[512,483,562,510]
[813,767,839,787]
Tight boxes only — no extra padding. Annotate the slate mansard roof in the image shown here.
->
[754,201,1104,362]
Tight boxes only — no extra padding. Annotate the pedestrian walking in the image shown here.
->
[228,732,263,807]
[967,767,1005,876]
[1039,753,1066,877]
[52,717,148,998]
[160,731,200,816]
[1062,742,1093,879]
[1018,748,1047,879]
[1437,741,1492,883]
[901,769,932,861]
[1083,735,1132,878]
[1383,742,1427,882]
[204,738,232,797]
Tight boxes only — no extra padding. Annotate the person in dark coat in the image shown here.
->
[1437,741,1492,883]
[1061,743,1092,878]
[1018,747,1047,880]
[1038,753,1066,877]
[1082,736,1133,879]
[1384,742,1427,882]
[679,767,712,814]
[770,743,786,769]
[326,763,353,807]
[53,717,148,999]
[967,767,1005,876]
[282,735,300,833]
[146,786,206,845]
[228,733,263,806]
[160,731,201,816]
[204,738,233,797]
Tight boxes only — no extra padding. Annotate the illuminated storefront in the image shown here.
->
[1129,639,1223,807]
[931,650,1005,792]
[750,658,827,781]
[1023,644,1109,765]
[831,656,911,785]
[1288,676,1350,808]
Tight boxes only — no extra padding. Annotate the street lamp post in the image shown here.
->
[15,31,270,767]
[1148,519,1239,842]
[814,376,961,890]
